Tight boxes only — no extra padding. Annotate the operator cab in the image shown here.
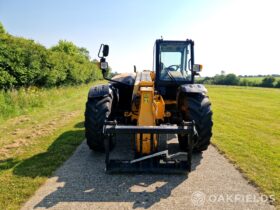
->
[154,39,197,100]
[159,42,192,82]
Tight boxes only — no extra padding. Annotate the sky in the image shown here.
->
[0,0,280,76]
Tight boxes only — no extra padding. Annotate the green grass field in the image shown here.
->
[239,76,280,85]
[197,76,280,87]
[208,85,280,207]
[0,83,279,209]
[0,81,104,210]
[0,83,101,123]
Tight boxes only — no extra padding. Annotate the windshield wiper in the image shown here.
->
[166,69,179,85]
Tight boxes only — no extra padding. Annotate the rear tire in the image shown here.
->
[178,93,213,152]
[85,92,114,152]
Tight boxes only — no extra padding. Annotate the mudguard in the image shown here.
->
[88,84,112,98]
[111,73,136,86]
[178,84,207,94]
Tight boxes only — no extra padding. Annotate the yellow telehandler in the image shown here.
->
[85,39,213,173]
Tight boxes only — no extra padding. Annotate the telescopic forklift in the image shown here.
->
[85,39,213,173]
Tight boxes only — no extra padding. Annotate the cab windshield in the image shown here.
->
[159,43,192,82]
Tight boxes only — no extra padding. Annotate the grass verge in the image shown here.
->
[0,82,102,123]
[0,81,105,210]
[207,85,280,207]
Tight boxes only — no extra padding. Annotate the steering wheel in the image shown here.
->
[166,65,180,71]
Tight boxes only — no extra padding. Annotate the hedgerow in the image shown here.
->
[0,22,102,89]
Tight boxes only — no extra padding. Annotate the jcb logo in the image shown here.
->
[143,94,149,103]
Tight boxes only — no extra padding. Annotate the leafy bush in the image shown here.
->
[239,79,258,87]
[224,74,240,85]
[275,80,280,88]
[0,23,102,89]
[0,22,5,34]
[260,76,275,88]
[209,73,240,85]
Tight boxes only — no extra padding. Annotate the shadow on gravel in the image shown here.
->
[30,134,203,209]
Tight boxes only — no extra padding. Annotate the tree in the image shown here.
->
[79,47,90,60]
[212,74,226,85]
[224,73,240,85]
[261,76,275,87]
[50,40,80,56]
[275,80,280,88]
[0,22,5,34]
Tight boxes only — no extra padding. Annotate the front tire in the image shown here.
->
[178,93,213,152]
[85,92,114,152]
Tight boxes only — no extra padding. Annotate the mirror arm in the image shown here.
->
[98,44,104,58]
[103,75,131,86]
[100,57,131,86]
[98,43,130,86]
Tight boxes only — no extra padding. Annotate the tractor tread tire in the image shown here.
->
[85,92,113,152]
[179,93,213,152]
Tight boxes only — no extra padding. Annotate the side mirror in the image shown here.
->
[98,44,109,58]
[103,45,109,57]
[193,64,203,73]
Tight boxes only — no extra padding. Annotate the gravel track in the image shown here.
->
[22,135,275,210]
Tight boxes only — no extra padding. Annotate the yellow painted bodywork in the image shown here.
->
[128,71,168,154]
[154,95,165,120]
[136,86,157,154]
